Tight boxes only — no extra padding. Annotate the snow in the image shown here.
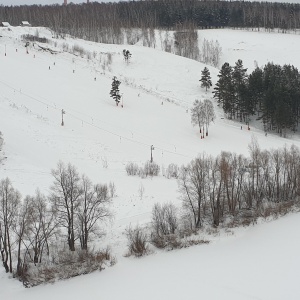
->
[1,214,300,300]
[1,26,300,299]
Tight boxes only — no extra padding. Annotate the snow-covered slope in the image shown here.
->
[1,26,300,299]
[1,213,300,300]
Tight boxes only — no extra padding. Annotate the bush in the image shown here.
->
[152,203,178,236]
[125,162,139,176]
[125,225,149,257]
[22,34,49,43]
[150,203,180,249]
[151,233,181,250]
[126,161,160,177]
[143,161,160,177]
[20,247,115,287]
[166,163,179,179]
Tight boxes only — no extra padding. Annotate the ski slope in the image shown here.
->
[1,26,300,299]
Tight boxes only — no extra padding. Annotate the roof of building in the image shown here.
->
[1,22,11,27]
[21,21,31,25]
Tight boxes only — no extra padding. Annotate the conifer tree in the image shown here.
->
[213,63,234,118]
[199,67,212,91]
[110,76,121,106]
[232,59,248,121]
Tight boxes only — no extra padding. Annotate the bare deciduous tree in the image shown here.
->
[178,155,210,229]
[191,99,215,136]
[0,178,21,273]
[77,176,112,250]
[50,162,82,251]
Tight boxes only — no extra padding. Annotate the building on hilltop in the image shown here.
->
[1,22,11,27]
[21,21,31,27]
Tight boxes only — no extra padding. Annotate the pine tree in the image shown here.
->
[123,49,132,63]
[213,63,234,118]
[232,59,248,121]
[110,76,121,106]
[199,66,212,91]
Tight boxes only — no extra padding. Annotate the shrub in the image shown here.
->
[125,225,149,257]
[150,203,180,249]
[151,233,182,250]
[20,248,115,287]
[166,163,179,178]
[125,162,139,176]
[22,34,49,43]
[143,161,160,177]
[152,203,178,236]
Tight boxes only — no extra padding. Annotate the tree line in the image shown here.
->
[0,161,113,285]
[178,140,300,229]
[214,60,300,136]
[125,140,300,257]
[1,0,300,43]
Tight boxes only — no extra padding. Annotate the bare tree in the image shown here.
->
[191,99,205,135]
[151,203,178,237]
[191,99,215,136]
[77,175,112,250]
[25,190,58,264]
[0,178,21,273]
[14,196,32,278]
[202,99,216,136]
[50,162,82,251]
[178,155,210,229]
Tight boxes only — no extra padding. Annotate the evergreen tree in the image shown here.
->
[123,49,132,63]
[247,67,264,116]
[216,61,300,135]
[199,67,212,91]
[232,59,248,121]
[110,76,121,106]
[213,63,235,118]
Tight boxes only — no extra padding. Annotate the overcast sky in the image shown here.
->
[0,0,116,5]
[0,0,299,6]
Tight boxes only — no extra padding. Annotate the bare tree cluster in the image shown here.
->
[178,140,300,230]
[125,161,160,178]
[174,24,200,61]
[149,202,209,251]
[191,99,216,137]
[200,39,222,68]
[0,162,113,286]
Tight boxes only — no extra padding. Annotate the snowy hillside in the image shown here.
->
[1,26,300,299]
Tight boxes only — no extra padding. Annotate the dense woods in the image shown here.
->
[214,60,300,136]
[1,0,300,43]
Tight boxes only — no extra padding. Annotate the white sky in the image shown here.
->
[0,0,115,5]
[0,0,299,6]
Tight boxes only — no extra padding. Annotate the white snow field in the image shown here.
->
[1,26,300,299]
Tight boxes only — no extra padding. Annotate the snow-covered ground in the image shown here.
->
[1,26,300,299]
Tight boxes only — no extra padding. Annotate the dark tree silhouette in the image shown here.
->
[199,67,212,91]
[110,76,121,106]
